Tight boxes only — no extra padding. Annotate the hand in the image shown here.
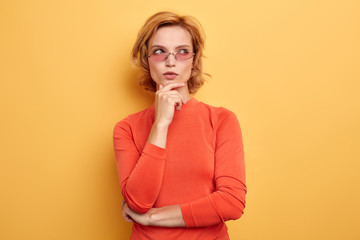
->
[122,199,135,223]
[122,200,151,225]
[122,201,185,227]
[154,83,186,126]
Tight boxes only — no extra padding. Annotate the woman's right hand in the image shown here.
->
[154,83,186,127]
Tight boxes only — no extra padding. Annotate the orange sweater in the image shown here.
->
[113,98,246,240]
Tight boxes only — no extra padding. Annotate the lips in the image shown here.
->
[163,72,178,80]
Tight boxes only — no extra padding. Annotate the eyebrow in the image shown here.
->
[150,44,191,50]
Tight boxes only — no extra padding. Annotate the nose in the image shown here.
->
[165,53,176,67]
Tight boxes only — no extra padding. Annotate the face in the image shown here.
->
[147,25,194,88]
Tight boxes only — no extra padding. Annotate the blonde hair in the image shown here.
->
[131,11,209,94]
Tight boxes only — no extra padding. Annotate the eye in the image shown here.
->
[178,49,190,54]
[153,49,165,54]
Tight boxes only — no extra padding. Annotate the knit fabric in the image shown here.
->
[113,98,246,240]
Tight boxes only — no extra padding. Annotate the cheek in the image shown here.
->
[182,62,193,78]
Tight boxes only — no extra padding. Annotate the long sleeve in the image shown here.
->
[113,117,166,213]
[113,99,246,239]
[180,111,246,227]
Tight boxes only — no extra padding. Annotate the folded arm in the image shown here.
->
[113,118,168,213]
[113,83,186,213]
[123,111,246,228]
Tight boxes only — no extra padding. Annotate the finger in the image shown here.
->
[167,90,184,99]
[122,203,129,216]
[122,209,128,221]
[122,201,128,210]
[160,91,185,104]
[125,215,135,223]
[122,203,127,217]
[156,85,186,105]
[159,84,164,90]
[167,96,183,110]
[123,212,135,223]
[165,91,185,105]
[122,204,135,223]
[173,98,183,111]
[159,82,185,92]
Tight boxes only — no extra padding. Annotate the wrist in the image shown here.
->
[146,208,157,226]
[148,121,169,149]
[153,121,170,128]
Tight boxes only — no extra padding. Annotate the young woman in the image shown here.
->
[113,11,246,240]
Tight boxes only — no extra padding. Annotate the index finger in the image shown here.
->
[159,82,185,91]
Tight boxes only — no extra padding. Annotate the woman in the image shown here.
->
[113,11,246,240]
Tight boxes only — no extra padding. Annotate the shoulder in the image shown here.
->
[113,106,154,136]
[199,101,239,126]
[198,102,244,148]
[195,101,242,139]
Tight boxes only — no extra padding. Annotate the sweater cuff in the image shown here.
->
[180,203,197,228]
[142,142,166,160]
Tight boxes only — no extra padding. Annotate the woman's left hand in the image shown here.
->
[122,200,151,225]
[122,200,136,223]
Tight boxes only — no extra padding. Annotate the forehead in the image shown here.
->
[149,25,193,48]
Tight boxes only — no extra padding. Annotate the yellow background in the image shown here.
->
[1,0,359,239]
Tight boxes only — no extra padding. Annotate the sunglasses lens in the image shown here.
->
[150,53,166,61]
[176,52,193,60]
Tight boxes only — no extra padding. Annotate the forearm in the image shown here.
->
[115,130,167,213]
[147,123,169,149]
[114,118,170,213]
[126,204,185,227]
[148,205,185,227]
[180,185,246,227]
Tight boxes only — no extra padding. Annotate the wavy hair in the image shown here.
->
[131,11,209,94]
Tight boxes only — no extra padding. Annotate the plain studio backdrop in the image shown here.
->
[1,0,359,239]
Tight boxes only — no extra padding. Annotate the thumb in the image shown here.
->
[159,84,164,90]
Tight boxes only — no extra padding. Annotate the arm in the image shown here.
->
[123,202,185,227]
[180,111,247,227]
[123,111,246,228]
[113,83,186,213]
[113,120,167,213]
